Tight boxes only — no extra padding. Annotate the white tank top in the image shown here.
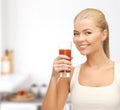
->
[70,63,120,110]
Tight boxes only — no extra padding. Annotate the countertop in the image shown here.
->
[0,95,71,104]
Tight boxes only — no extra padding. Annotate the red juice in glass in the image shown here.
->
[59,49,71,73]
[59,49,71,61]
[59,41,72,77]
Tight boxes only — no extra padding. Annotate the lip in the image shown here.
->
[79,44,90,50]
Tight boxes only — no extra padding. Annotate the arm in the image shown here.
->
[42,75,70,110]
[41,55,72,110]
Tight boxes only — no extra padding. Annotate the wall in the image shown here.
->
[2,0,57,87]
[0,0,1,72]
[1,0,120,87]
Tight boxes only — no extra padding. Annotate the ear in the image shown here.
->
[101,29,107,41]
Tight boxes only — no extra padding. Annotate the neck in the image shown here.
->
[85,50,110,68]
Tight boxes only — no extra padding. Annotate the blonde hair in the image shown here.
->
[74,8,110,58]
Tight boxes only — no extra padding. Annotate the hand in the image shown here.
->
[52,55,72,78]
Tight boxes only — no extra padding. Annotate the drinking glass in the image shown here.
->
[59,41,72,78]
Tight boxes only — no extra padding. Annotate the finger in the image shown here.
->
[54,63,71,72]
[57,55,71,60]
[57,59,71,65]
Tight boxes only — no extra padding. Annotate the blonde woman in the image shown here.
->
[42,8,120,110]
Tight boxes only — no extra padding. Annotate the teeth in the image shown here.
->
[79,45,89,49]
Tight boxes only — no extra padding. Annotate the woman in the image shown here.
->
[42,8,120,110]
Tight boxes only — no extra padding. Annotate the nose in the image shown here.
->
[77,34,86,41]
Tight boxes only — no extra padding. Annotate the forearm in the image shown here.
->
[42,75,59,110]
[42,55,71,110]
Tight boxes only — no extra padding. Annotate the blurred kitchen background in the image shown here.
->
[0,0,120,110]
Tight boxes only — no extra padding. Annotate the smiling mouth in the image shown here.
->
[79,44,90,49]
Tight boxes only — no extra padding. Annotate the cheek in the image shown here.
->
[89,35,102,44]
[73,37,77,44]
[73,37,76,44]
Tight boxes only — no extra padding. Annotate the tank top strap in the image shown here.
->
[70,64,81,91]
[114,62,120,87]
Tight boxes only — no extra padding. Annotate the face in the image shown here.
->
[73,18,107,56]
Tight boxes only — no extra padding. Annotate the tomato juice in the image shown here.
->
[59,49,71,61]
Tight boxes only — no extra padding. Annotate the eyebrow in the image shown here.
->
[74,28,92,33]
[73,30,79,33]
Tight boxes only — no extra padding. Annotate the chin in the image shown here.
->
[80,52,88,56]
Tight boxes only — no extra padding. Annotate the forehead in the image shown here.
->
[74,19,97,30]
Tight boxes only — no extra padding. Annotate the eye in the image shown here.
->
[74,32,80,37]
[85,31,92,35]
